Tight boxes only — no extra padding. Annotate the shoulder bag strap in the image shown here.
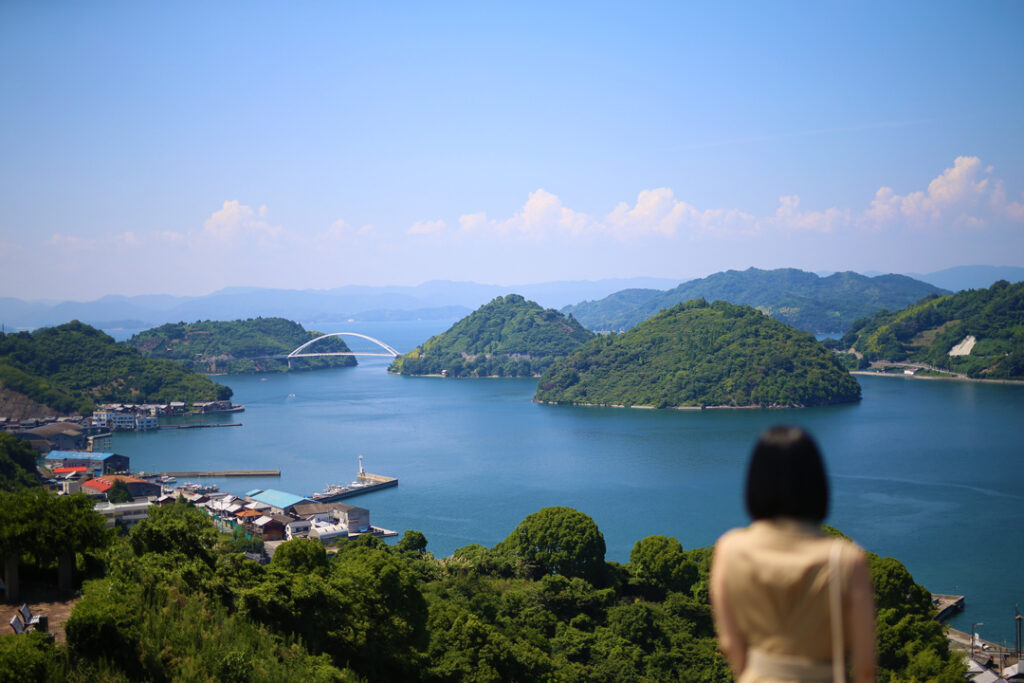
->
[829,540,845,683]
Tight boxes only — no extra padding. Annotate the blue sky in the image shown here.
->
[2,1,1022,300]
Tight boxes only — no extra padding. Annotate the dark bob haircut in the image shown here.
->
[745,426,829,523]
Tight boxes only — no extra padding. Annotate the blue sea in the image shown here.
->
[111,320,1024,645]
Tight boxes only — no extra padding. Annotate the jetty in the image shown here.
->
[159,423,242,430]
[310,455,398,502]
[158,469,280,478]
[932,593,965,621]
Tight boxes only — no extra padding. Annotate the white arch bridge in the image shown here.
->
[286,332,400,360]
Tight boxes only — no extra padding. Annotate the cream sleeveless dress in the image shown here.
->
[714,519,860,683]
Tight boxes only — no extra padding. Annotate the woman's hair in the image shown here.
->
[745,425,829,522]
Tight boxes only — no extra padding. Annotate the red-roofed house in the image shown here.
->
[81,475,161,499]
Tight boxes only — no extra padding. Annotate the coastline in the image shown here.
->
[850,370,1024,386]
[532,400,852,410]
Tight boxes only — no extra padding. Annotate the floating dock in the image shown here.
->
[158,469,281,477]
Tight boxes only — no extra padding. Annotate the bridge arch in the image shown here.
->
[287,332,400,358]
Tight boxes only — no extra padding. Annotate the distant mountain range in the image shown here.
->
[562,268,949,334]
[0,278,678,333]
[1,266,1020,334]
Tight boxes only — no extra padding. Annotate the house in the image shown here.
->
[16,423,88,452]
[1004,662,1024,681]
[252,515,287,540]
[285,518,312,540]
[292,501,370,536]
[93,500,152,528]
[244,488,310,516]
[45,451,129,475]
[81,475,161,499]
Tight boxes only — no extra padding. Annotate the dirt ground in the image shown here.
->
[2,584,81,643]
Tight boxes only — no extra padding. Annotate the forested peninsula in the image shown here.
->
[830,279,1024,380]
[562,267,948,334]
[128,317,357,374]
[389,294,595,378]
[0,321,231,416]
[536,299,861,408]
[0,441,965,683]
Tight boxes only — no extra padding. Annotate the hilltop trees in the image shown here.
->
[0,320,232,414]
[497,506,607,585]
[390,294,595,378]
[2,501,965,681]
[536,299,862,408]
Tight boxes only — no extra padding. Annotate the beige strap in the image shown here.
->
[829,540,845,683]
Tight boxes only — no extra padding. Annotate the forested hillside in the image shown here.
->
[389,294,595,378]
[0,496,963,682]
[537,299,861,408]
[562,268,947,334]
[0,321,231,415]
[832,279,1024,379]
[128,317,356,374]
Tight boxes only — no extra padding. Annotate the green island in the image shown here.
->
[562,267,948,334]
[536,299,861,408]
[0,321,231,416]
[389,294,595,378]
[828,280,1024,380]
[128,317,357,375]
[0,449,965,682]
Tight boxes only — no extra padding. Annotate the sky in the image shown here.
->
[1,1,1023,301]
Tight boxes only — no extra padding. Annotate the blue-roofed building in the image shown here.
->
[245,488,311,515]
[45,451,129,476]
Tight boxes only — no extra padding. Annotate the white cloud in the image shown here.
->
[605,188,698,238]
[770,195,850,233]
[495,189,591,239]
[861,156,999,230]
[314,219,374,246]
[458,212,488,233]
[408,219,446,235]
[203,200,282,242]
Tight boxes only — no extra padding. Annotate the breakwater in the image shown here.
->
[159,423,242,430]
[159,469,280,477]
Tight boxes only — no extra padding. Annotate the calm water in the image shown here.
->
[112,321,1024,644]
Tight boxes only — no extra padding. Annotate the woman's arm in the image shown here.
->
[845,548,877,683]
[710,536,747,677]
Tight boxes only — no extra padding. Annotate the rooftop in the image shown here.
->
[45,451,121,462]
[81,475,153,493]
[248,488,309,511]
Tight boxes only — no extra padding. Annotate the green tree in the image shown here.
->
[272,537,329,575]
[397,529,428,554]
[107,478,133,503]
[629,535,698,596]
[497,506,607,585]
[129,498,219,566]
[0,433,38,491]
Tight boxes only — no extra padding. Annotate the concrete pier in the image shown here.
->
[158,469,281,477]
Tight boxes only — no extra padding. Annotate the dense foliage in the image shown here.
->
[3,502,963,681]
[128,317,357,374]
[0,432,39,491]
[562,268,948,334]
[389,294,595,378]
[536,300,861,408]
[0,321,231,414]
[833,280,1024,379]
